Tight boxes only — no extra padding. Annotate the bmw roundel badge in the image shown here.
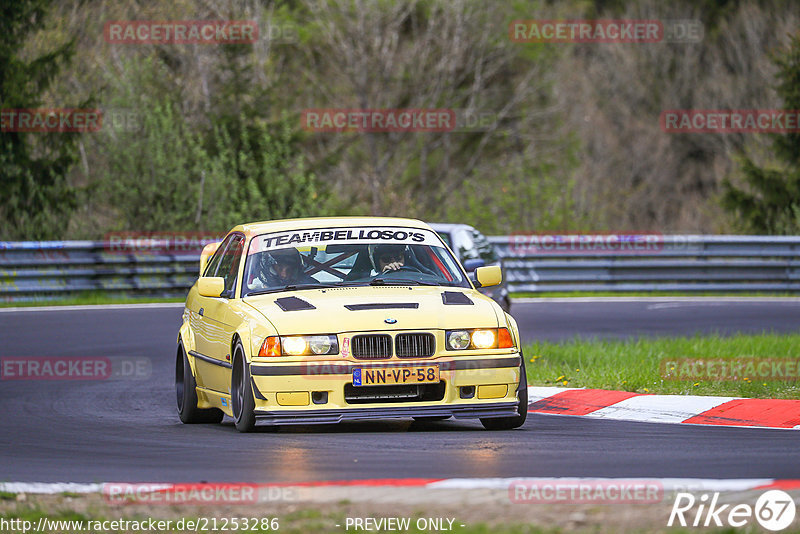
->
[384,318,397,324]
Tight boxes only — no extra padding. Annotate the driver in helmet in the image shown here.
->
[372,244,407,273]
[252,248,316,288]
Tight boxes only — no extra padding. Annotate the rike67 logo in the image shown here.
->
[669,490,796,531]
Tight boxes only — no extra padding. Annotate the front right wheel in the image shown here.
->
[176,340,224,424]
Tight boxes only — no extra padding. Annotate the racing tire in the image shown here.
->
[232,343,257,433]
[176,341,224,424]
[480,357,528,430]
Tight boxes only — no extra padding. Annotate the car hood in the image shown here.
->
[242,286,500,335]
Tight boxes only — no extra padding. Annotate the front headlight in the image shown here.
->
[309,335,335,355]
[259,334,339,357]
[447,330,471,350]
[445,328,515,350]
[471,329,496,349]
[282,336,308,355]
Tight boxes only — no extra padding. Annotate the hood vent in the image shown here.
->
[274,296,316,311]
[441,291,473,305]
[344,303,419,311]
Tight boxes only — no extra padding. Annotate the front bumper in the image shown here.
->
[253,401,519,425]
[248,354,521,424]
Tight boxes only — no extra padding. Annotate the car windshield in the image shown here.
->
[241,226,470,296]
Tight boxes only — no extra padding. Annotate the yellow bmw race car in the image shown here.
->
[176,217,527,432]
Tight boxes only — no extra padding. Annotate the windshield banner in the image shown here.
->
[248,227,441,254]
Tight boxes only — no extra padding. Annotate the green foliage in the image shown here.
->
[5,0,798,238]
[0,0,83,239]
[203,114,334,228]
[100,95,330,233]
[442,135,586,234]
[723,33,800,234]
[100,98,207,231]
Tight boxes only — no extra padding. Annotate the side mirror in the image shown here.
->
[197,277,225,297]
[474,265,502,288]
[462,258,486,272]
[199,241,222,275]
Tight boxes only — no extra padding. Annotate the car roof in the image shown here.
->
[232,216,433,236]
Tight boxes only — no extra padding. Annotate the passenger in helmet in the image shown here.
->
[371,244,407,273]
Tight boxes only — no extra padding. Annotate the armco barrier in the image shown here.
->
[1,235,799,301]
[489,234,800,293]
[0,241,200,302]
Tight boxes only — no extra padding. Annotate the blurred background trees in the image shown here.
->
[0,0,84,239]
[2,0,798,238]
[723,33,800,234]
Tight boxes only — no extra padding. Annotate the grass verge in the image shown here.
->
[0,292,185,308]
[523,333,800,399]
[3,495,800,534]
[511,291,800,298]
[0,506,557,534]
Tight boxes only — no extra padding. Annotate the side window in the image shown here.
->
[203,235,235,278]
[471,229,499,263]
[216,235,244,296]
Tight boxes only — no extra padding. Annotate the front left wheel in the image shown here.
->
[231,343,257,433]
[176,341,224,424]
[480,356,528,430]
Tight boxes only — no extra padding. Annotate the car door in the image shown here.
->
[189,233,232,389]
[193,233,244,394]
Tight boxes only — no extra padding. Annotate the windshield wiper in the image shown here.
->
[282,283,340,291]
[369,279,437,286]
[244,283,339,297]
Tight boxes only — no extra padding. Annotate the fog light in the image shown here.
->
[478,384,508,399]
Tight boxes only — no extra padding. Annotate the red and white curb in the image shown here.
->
[527,386,800,430]
[2,478,799,495]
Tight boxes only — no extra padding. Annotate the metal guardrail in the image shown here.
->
[489,235,800,293]
[1,235,799,301]
[0,241,200,302]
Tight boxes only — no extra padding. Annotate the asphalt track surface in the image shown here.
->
[1,299,798,483]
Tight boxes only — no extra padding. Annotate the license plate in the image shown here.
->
[352,365,439,387]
